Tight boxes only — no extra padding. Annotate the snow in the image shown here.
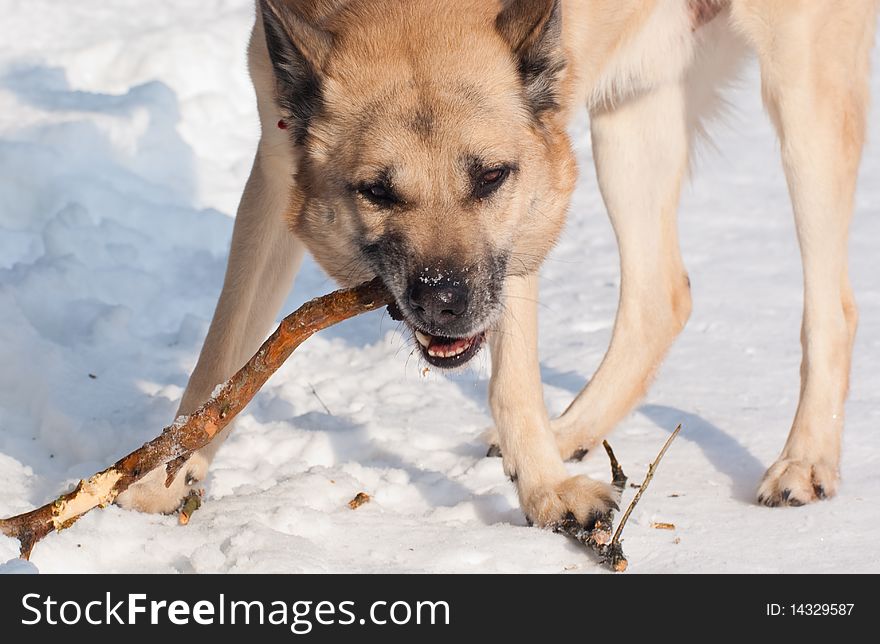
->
[1,1,878,574]
[0,558,38,575]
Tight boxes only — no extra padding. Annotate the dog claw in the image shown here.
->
[779,488,806,506]
[486,444,502,458]
[551,508,614,538]
[569,448,589,462]
[758,458,839,508]
[758,488,813,507]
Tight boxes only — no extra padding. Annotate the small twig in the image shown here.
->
[603,440,627,492]
[555,426,682,572]
[651,522,675,530]
[611,424,681,546]
[308,381,333,416]
[347,492,371,510]
[604,424,682,571]
[178,490,203,526]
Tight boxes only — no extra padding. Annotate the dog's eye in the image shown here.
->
[358,182,399,207]
[475,166,510,199]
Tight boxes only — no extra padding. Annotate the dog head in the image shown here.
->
[259,0,577,367]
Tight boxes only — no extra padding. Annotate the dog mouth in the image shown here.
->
[386,300,487,368]
[412,328,486,368]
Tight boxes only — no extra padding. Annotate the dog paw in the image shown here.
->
[115,454,208,514]
[757,458,839,507]
[519,475,619,529]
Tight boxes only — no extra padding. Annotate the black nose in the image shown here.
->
[408,282,468,328]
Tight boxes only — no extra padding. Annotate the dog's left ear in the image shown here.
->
[496,0,566,118]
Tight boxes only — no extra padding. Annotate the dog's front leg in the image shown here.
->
[116,17,305,513]
[490,273,618,528]
[748,2,874,506]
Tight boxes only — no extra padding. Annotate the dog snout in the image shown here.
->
[408,282,469,329]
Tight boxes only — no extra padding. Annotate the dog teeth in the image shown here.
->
[427,337,473,359]
[415,330,432,348]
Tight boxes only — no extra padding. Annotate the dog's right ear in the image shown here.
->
[258,0,335,144]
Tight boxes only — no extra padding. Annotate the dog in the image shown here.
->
[118,0,878,530]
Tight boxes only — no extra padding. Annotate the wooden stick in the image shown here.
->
[178,490,203,526]
[554,426,682,572]
[611,425,681,546]
[604,440,628,492]
[605,424,682,572]
[0,279,392,559]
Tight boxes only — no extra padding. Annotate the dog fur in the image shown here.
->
[117,0,878,528]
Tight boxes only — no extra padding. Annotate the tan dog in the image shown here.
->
[119,0,877,530]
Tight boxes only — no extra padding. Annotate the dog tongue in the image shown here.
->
[429,336,471,353]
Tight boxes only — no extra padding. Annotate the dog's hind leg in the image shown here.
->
[117,19,305,514]
[735,1,877,506]
[490,274,619,529]
[550,81,693,460]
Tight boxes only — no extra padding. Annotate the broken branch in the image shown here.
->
[555,425,682,572]
[178,490,203,526]
[0,279,392,559]
[605,424,682,572]
[611,425,682,545]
